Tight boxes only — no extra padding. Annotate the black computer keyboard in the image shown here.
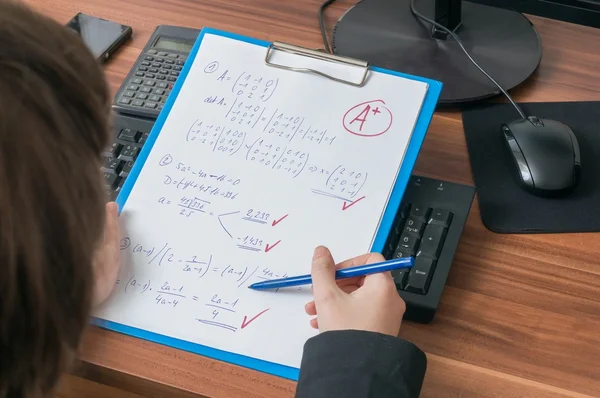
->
[383,176,475,323]
[104,114,476,323]
[103,113,155,201]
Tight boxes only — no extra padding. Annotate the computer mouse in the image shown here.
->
[501,116,581,196]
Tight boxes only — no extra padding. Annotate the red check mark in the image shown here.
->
[265,240,281,253]
[241,308,270,329]
[342,196,366,211]
[271,214,289,227]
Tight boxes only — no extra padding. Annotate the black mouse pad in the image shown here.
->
[462,101,600,233]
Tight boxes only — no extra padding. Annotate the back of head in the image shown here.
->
[0,2,111,397]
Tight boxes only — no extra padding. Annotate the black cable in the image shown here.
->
[318,0,527,119]
[319,0,337,54]
[410,0,527,119]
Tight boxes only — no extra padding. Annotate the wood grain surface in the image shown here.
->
[24,0,600,397]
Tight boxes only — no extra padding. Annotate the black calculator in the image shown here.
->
[112,25,201,119]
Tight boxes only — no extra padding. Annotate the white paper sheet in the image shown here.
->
[93,33,428,369]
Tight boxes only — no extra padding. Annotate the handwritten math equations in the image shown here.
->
[93,32,429,371]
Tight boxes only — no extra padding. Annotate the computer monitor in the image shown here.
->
[332,0,542,105]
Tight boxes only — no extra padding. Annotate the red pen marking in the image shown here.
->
[241,308,270,329]
[271,214,289,227]
[342,100,393,137]
[265,240,281,253]
[342,196,366,211]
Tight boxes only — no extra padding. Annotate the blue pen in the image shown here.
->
[248,256,414,290]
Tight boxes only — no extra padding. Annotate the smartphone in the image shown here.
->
[66,13,132,62]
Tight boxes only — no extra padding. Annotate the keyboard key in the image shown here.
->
[163,64,172,70]
[149,68,159,73]
[145,73,156,79]
[149,94,162,102]
[118,144,140,161]
[138,66,148,72]
[138,132,150,145]
[165,59,175,64]
[104,172,121,189]
[144,55,154,61]
[152,63,161,68]
[410,205,430,221]
[176,60,184,66]
[157,82,168,89]
[135,71,144,77]
[143,80,155,87]
[141,61,151,66]
[392,269,408,289]
[393,246,414,259]
[156,57,165,62]
[418,225,446,260]
[123,91,135,98]
[386,229,402,256]
[174,66,182,71]
[404,216,425,237]
[106,188,117,202]
[398,232,419,253]
[167,53,178,58]
[140,87,152,94]
[428,208,453,228]
[159,69,169,74]
[158,52,168,56]
[145,102,157,109]
[131,99,144,107]
[127,84,139,91]
[156,75,166,80]
[170,71,179,76]
[167,77,177,82]
[405,257,436,294]
[102,142,123,158]
[102,157,123,174]
[135,93,148,100]
[118,98,131,105]
[118,128,141,142]
[119,160,135,177]
[154,88,165,95]
[131,78,143,85]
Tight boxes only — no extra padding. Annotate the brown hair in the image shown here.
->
[0,1,111,397]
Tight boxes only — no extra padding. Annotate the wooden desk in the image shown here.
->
[26,0,600,397]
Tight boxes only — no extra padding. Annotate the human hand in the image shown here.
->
[91,201,121,307]
[304,246,405,337]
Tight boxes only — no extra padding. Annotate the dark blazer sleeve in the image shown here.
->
[295,330,427,398]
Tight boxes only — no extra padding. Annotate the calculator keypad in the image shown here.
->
[117,51,188,112]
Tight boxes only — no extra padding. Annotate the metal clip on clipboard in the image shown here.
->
[264,42,370,87]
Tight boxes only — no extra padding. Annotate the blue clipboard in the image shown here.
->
[91,27,442,382]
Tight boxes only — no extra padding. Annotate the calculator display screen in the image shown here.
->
[153,37,193,53]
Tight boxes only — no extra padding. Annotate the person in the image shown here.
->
[0,2,426,398]
[294,246,426,397]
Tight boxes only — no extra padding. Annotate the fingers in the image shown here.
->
[310,317,319,329]
[305,285,356,316]
[103,201,120,272]
[310,246,339,301]
[336,252,383,269]
[332,252,386,288]
[105,201,120,245]
[362,270,395,289]
[305,301,316,315]
[91,202,121,307]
